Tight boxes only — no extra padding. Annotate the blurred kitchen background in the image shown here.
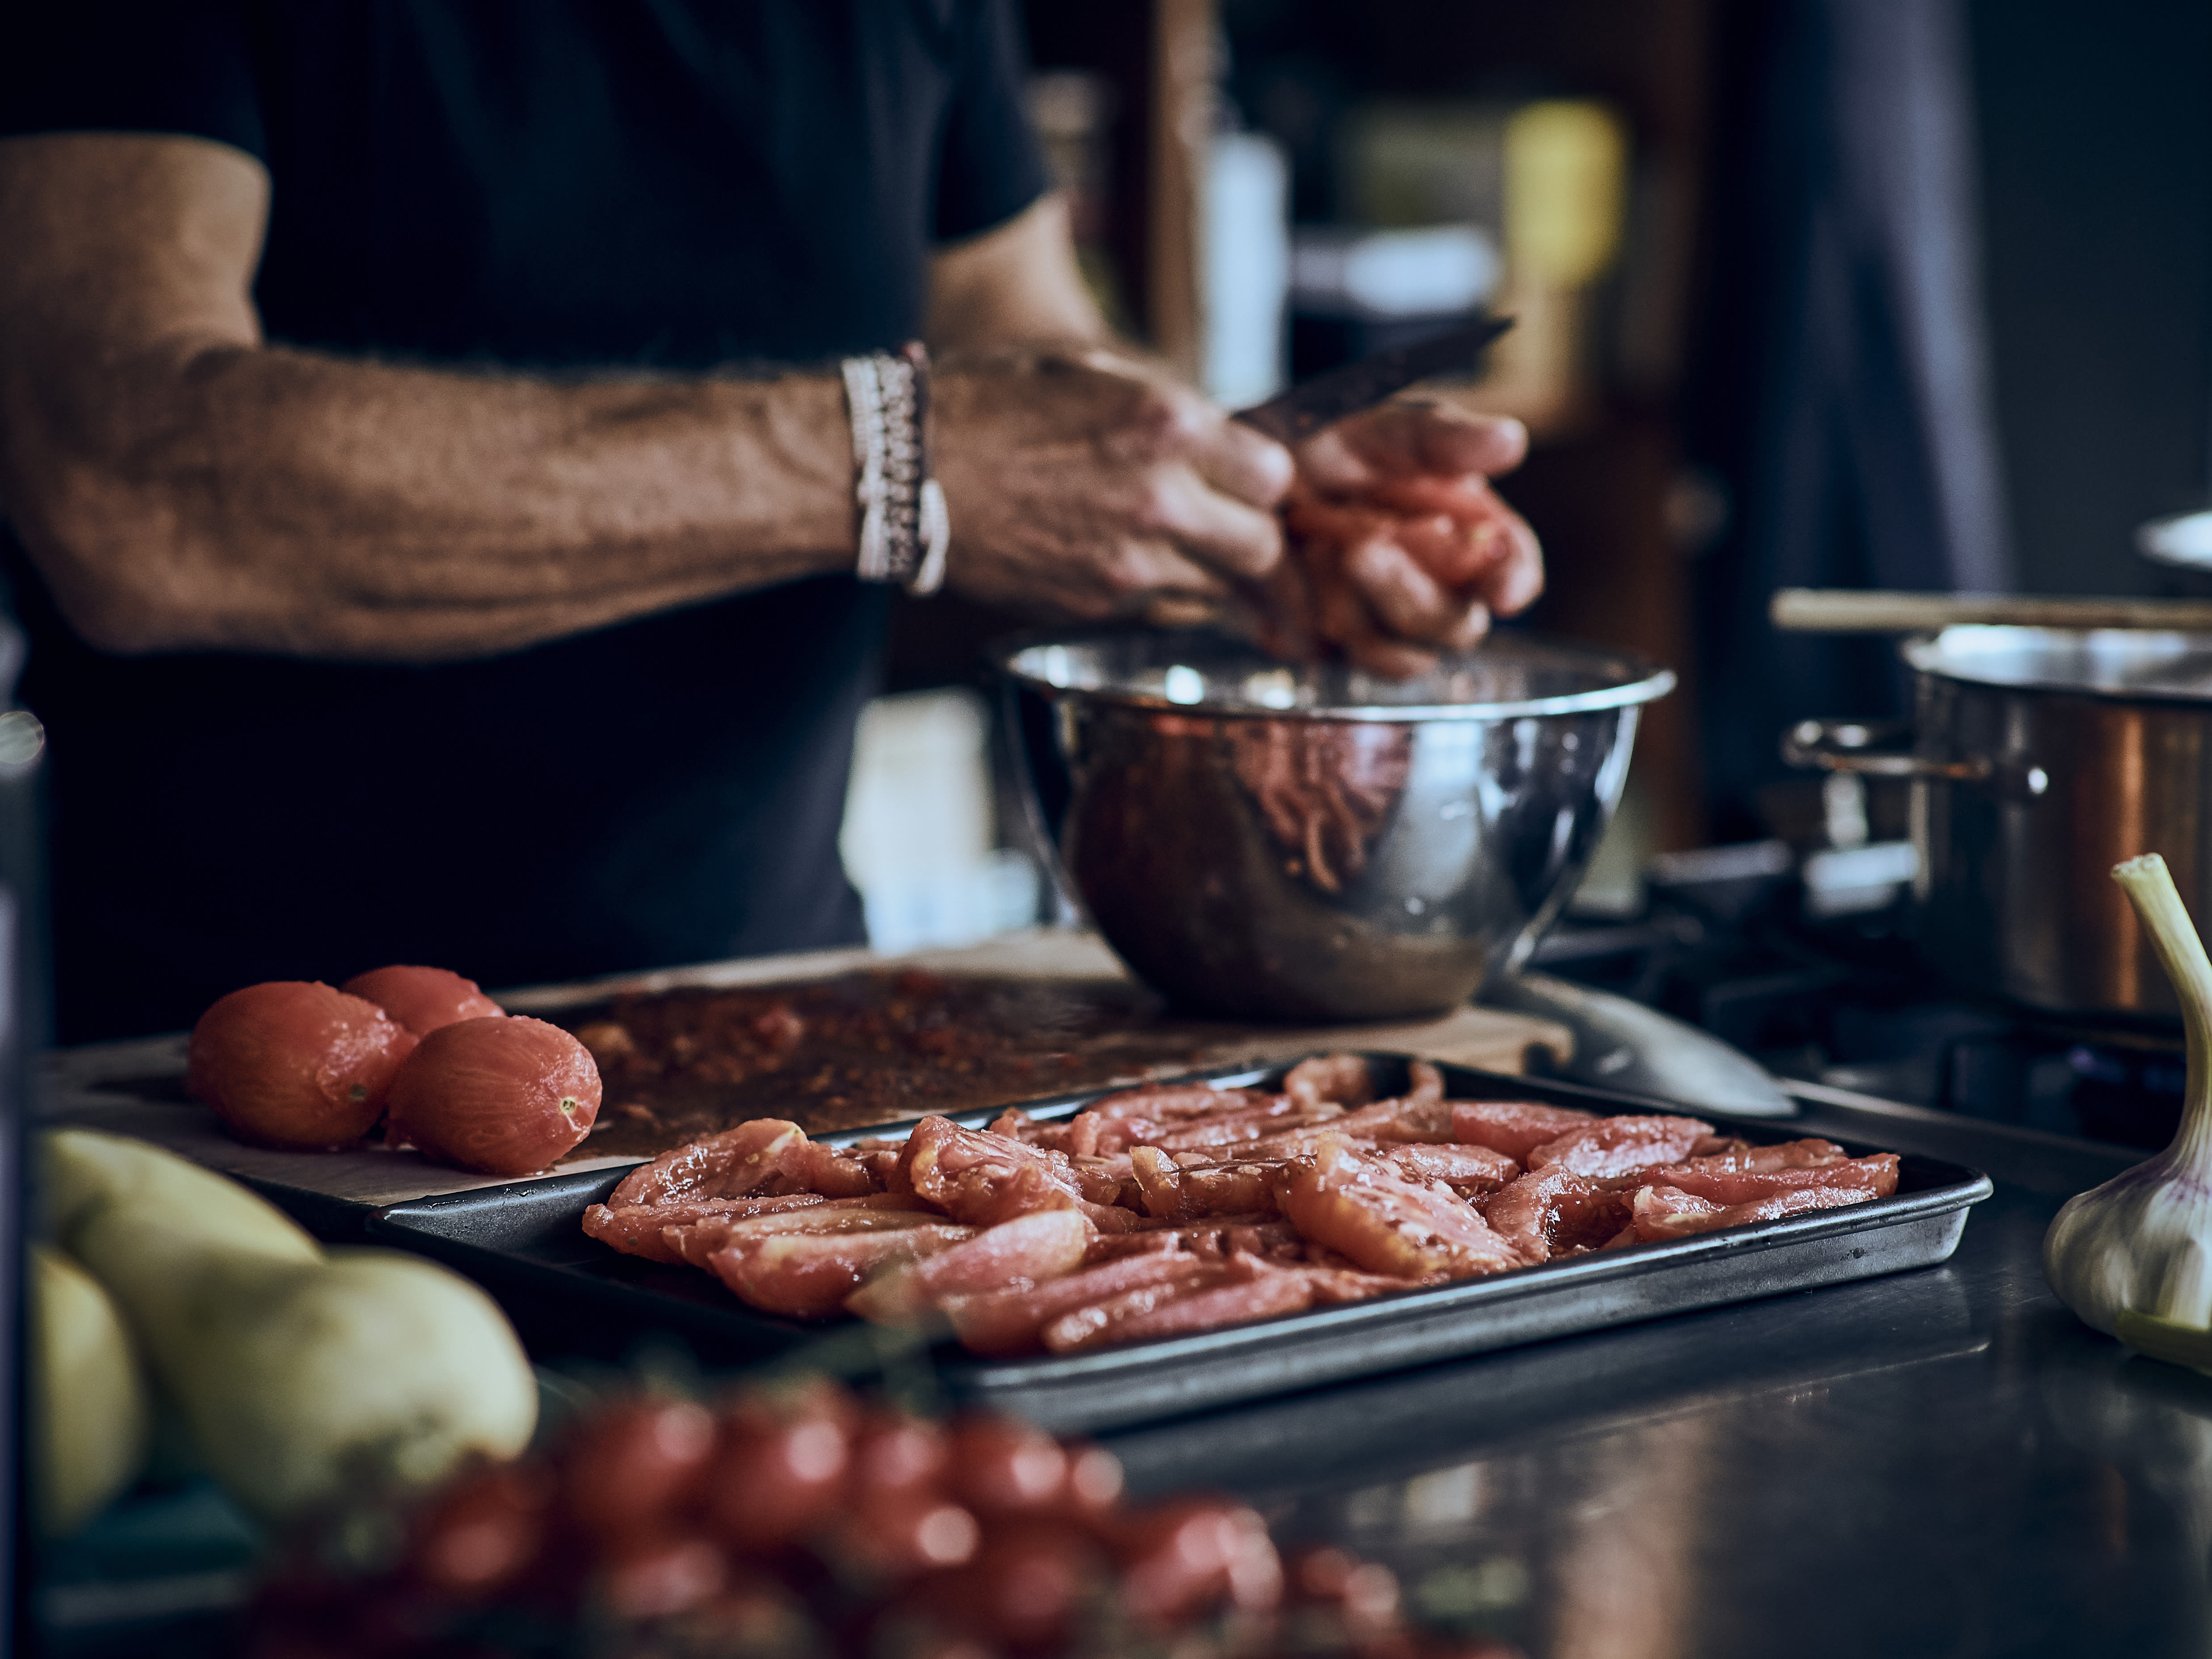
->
[841,0,2212,1002]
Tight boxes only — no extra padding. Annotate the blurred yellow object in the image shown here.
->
[1339,102,1506,230]
[1503,100,1627,289]
[30,1244,151,1538]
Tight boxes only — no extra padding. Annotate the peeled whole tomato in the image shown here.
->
[341,965,505,1036]
[187,982,416,1150]
[386,1017,601,1176]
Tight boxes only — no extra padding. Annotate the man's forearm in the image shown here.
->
[0,137,1296,663]
[6,337,856,661]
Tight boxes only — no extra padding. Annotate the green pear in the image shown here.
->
[29,1245,150,1537]
[39,1129,536,1519]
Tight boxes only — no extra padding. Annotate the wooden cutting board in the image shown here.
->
[44,930,1571,1211]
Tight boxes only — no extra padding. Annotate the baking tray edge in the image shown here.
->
[368,1056,1993,1432]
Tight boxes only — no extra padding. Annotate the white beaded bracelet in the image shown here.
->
[841,343,949,595]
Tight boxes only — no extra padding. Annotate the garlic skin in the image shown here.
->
[2043,855,2212,1336]
[2044,1158,2212,1336]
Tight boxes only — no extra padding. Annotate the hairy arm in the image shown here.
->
[0,133,868,661]
[0,135,1289,662]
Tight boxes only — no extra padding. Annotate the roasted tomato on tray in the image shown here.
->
[188,968,602,1176]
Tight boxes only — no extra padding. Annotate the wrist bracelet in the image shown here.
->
[841,342,950,596]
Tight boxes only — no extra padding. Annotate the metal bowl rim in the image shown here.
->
[992,628,1678,724]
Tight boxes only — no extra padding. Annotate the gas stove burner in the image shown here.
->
[1542,841,2188,1150]
[2059,1036,2186,1149]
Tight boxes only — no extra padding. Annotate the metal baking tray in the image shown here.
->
[366,1056,1993,1433]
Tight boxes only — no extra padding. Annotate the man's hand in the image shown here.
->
[926,204,1535,665]
[1270,400,1544,676]
[932,347,1293,619]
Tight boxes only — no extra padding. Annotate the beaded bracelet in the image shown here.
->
[841,342,950,595]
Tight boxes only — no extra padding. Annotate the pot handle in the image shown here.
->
[1780,719,1991,780]
[1782,721,2055,808]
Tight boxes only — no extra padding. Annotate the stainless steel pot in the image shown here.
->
[998,629,1674,1023]
[1785,625,2212,1021]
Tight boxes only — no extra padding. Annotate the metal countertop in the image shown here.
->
[38,1091,2195,1658]
[1098,1095,2202,1659]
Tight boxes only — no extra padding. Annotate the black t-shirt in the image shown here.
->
[0,0,1047,1040]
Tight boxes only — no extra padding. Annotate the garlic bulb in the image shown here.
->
[2043,854,2212,1336]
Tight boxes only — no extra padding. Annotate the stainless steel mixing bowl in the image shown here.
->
[997,629,1675,1022]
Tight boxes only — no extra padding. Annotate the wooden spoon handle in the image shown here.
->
[1770,588,2212,634]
